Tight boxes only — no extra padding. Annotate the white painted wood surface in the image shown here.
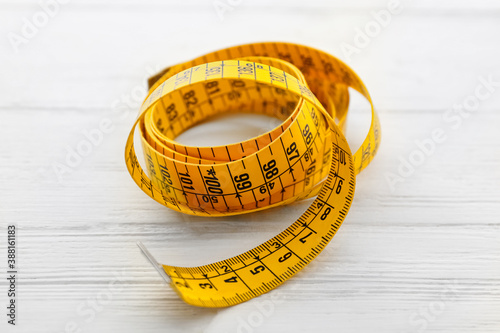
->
[1,1,499,332]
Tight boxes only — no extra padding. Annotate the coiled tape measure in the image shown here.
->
[125,42,381,307]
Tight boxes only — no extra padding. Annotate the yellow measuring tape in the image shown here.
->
[125,42,380,307]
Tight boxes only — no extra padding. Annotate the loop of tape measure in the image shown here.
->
[125,42,381,307]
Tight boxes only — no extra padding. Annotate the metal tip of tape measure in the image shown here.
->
[137,241,172,284]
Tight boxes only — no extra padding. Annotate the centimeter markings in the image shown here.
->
[165,138,353,304]
[127,42,379,307]
[147,101,328,208]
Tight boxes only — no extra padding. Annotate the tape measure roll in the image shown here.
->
[125,42,380,307]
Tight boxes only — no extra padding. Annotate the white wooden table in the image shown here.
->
[1,1,499,332]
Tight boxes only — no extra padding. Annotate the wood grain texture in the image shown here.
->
[0,0,499,332]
